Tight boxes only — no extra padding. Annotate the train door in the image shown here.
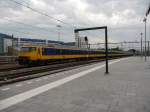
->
[37,47,41,60]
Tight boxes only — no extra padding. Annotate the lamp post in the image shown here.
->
[140,33,143,57]
[12,34,14,56]
[143,17,147,61]
[56,25,61,42]
[148,41,150,57]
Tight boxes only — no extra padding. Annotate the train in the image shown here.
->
[18,45,131,65]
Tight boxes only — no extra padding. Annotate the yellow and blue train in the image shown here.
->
[18,45,131,65]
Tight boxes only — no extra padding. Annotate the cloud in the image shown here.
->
[0,0,149,43]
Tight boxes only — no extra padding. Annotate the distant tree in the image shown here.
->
[128,49,136,53]
[110,47,122,51]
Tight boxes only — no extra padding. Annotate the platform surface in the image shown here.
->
[0,57,150,112]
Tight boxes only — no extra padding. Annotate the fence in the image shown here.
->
[0,56,18,64]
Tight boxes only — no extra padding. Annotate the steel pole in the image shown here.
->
[12,34,14,56]
[105,27,109,74]
[144,19,147,61]
[57,25,61,42]
[140,33,143,57]
[148,41,150,56]
[58,28,60,41]
[74,26,109,74]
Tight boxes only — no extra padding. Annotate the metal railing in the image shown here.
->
[0,56,18,64]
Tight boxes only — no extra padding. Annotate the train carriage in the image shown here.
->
[18,45,131,65]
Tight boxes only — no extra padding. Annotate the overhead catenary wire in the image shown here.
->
[0,28,51,38]
[2,19,105,45]
[1,18,58,34]
[0,26,73,41]
[4,0,109,44]
[0,17,74,38]
[18,0,30,5]
[9,0,76,28]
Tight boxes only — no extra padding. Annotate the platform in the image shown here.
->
[0,57,150,112]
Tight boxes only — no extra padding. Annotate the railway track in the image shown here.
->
[0,65,25,72]
[0,59,107,86]
[0,60,84,72]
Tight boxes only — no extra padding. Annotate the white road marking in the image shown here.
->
[15,84,23,87]
[26,81,33,84]
[0,58,128,111]
[1,88,10,91]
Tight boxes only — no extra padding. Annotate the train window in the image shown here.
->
[42,48,60,55]
[62,49,67,54]
[72,50,76,55]
[67,50,70,54]
[71,50,73,54]
[21,47,36,52]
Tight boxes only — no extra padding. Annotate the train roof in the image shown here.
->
[21,44,131,54]
[21,44,92,51]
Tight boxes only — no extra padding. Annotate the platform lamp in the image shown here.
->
[12,34,14,56]
[56,25,62,42]
[145,3,150,57]
[143,17,147,62]
[140,33,143,57]
[143,3,150,61]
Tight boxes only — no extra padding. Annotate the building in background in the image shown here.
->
[0,33,75,55]
[75,36,89,49]
[0,33,14,55]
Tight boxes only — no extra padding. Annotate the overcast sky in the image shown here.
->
[0,0,149,43]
